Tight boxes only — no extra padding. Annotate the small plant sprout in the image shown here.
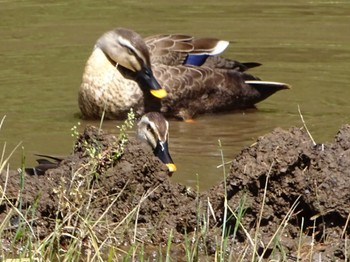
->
[71,122,81,138]
[114,109,136,159]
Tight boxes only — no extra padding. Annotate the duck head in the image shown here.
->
[138,112,176,173]
[96,28,167,99]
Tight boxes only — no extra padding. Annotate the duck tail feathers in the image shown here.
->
[241,62,262,70]
[245,80,290,90]
[245,80,290,101]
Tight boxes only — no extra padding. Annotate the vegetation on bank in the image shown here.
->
[1,114,349,261]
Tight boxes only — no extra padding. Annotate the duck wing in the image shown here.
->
[203,56,262,72]
[145,34,230,67]
[145,34,194,66]
[153,64,289,119]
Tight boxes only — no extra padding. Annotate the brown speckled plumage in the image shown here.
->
[78,28,290,120]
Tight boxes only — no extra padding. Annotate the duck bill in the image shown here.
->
[150,88,167,99]
[154,140,177,173]
[137,65,167,99]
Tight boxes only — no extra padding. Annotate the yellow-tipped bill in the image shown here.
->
[150,88,168,99]
[166,163,177,173]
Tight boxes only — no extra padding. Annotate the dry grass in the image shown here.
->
[0,114,348,261]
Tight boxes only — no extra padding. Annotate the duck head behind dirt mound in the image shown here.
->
[1,125,350,260]
[0,126,197,247]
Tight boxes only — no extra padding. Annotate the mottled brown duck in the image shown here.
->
[78,27,290,120]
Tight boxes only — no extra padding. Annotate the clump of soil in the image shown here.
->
[1,125,349,260]
[206,126,350,259]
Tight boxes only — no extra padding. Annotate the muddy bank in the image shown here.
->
[1,125,349,260]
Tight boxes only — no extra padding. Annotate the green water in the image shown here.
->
[1,0,350,190]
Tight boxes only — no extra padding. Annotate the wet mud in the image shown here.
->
[1,125,349,260]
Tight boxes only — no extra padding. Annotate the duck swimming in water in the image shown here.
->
[78,27,290,120]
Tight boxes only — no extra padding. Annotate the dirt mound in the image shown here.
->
[206,126,350,259]
[1,125,349,260]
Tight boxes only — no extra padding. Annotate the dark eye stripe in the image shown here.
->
[147,124,158,141]
[120,43,146,69]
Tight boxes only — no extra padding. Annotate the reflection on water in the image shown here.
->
[0,0,349,190]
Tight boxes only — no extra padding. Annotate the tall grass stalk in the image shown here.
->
[132,186,160,244]
[0,140,22,174]
[98,109,106,134]
[217,139,229,261]
[345,236,348,262]
[165,229,173,262]
[1,188,36,257]
[251,160,274,262]
[184,229,192,262]
[258,196,301,261]
[217,139,254,261]
[0,116,22,174]
[309,218,317,262]
[227,193,247,262]
[342,212,350,239]
[297,217,304,262]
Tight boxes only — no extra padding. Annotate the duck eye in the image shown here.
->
[147,124,152,131]
[146,124,158,139]
[126,47,133,55]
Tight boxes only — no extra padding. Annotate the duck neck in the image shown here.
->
[142,91,162,113]
[116,64,162,114]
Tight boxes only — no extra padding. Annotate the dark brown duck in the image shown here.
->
[78,27,290,120]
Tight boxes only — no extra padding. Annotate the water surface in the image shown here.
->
[0,0,349,190]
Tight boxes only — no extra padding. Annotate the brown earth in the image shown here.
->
[1,125,350,260]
